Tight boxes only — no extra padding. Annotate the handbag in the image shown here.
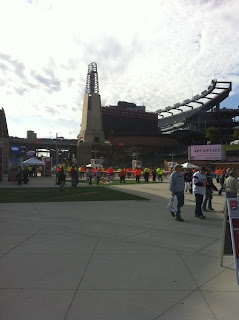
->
[167,195,178,213]
[185,182,191,190]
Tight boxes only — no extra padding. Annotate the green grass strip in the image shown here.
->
[0,187,148,203]
[78,179,163,185]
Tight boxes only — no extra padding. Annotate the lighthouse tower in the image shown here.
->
[76,62,105,164]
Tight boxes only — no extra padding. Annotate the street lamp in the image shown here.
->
[56,133,59,169]
[169,153,175,164]
[132,151,140,160]
[55,134,64,169]
[91,148,100,159]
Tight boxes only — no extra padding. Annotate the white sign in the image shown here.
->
[189,144,225,160]
[228,198,239,284]
[132,160,142,169]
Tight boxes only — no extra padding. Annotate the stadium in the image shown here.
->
[157,80,239,144]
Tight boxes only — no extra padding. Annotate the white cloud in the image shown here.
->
[0,0,239,138]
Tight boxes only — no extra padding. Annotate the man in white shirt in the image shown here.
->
[193,166,208,219]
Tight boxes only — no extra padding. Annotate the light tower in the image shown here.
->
[76,62,105,165]
[85,61,99,94]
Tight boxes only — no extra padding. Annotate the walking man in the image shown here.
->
[193,166,208,219]
[169,164,185,222]
[58,167,66,192]
[119,168,126,183]
[202,168,218,212]
[70,165,78,187]
[225,169,238,199]
[96,167,101,185]
[135,168,141,183]
[87,167,94,185]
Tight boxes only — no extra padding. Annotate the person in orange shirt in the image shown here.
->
[80,166,86,178]
[119,168,126,183]
[135,168,141,183]
[221,167,226,175]
[70,165,78,187]
[215,168,221,183]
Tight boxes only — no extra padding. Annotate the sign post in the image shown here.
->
[224,198,239,284]
[220,205,233,266]
[0,143,3,181]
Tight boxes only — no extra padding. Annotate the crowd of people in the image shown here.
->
[169,165,238,222]
[15,166,39,185]
[13,163,166,188]
[14,164,238,213]
[55,165,166,190]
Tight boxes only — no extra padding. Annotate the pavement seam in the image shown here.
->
[0,229,43,260]
[32,204,42,215]
[179,254,218,320]
[197,262,236,290]
[63,239,100,320]
[194,237,221,254]
[200,290,219,320]
[151,252,220,320]
[151,290,195,320]
[121,229,153,240]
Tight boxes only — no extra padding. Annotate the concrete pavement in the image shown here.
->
[0,176,238,320]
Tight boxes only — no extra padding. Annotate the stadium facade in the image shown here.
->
[157,80,239,143]
[0,108,10,177]
[101,101,160,138]
[100,79,238,147]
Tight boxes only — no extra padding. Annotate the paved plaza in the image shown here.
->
[0,176,238,320]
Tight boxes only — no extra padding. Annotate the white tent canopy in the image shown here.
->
[23,158,45,166]
[181,162,199,169]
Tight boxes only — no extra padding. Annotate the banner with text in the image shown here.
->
[188,144,226,161]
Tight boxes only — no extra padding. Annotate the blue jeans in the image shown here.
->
[175,191,184,218]
[202,189,212,210]
[71,176,78,187]
[88,176,93,185]
[195,193,204,216]
[218,184,224,195]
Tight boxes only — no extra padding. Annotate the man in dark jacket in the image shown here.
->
[202,169,218,211]
[58,167,66,191]
[22,167,29,184]
[184,168,193,194]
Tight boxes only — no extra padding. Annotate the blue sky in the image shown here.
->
[221,93,239,109]
[0,0,239,139]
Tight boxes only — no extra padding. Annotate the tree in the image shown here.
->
[206,127,221,143]
[233,129,239,140]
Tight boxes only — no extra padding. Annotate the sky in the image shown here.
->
[0,0,239,139]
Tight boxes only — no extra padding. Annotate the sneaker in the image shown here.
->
[170,212,175,217]
[176,217,184,222]
[209,208,215,211]
[203,209,209,212]
[195,214,206,219]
